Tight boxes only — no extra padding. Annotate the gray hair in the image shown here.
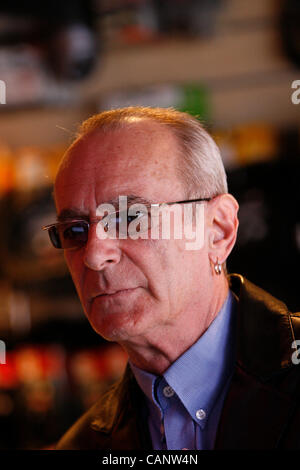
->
[75,106,228,199]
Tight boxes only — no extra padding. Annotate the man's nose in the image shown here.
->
[83,224,122,271]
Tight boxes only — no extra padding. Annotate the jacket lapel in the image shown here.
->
[90,364,152,450]
[215,274,299,449]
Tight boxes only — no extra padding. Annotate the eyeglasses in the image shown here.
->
[42,197,211,250]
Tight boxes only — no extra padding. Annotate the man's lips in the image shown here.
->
[90,287,138,301]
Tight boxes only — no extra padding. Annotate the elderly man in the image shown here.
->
[44,107,300,450]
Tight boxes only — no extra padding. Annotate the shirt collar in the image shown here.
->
[129,362,158,405]
[129,290,237,428]
[163,290,236,428]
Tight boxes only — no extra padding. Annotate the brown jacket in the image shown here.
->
[56,274,300,449]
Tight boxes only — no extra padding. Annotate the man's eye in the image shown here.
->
[100,211,149,235]
[126,211,145,223]
[63,223,86,239]
[111,211,146,224]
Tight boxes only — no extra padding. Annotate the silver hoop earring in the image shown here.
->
[214,259,222,275]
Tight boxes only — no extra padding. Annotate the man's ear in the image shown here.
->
[207,194,239,264]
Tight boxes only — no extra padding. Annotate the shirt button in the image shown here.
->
[163,385,175,397]
[196,409,206,420]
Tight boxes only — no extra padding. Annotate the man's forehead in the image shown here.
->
[54,120,185,214]
[57,122,180,182]
[63,120,178,165]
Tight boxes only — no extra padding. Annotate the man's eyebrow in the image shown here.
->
[102,195,153,206]
[57,209,89,221]
[120,195,152,205]
[56,196,153,221]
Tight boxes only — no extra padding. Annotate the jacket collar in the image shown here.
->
[229,273,295,380]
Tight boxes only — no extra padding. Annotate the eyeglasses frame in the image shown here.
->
[42,197,212,248]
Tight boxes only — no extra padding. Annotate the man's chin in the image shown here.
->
[88,315,139,343]
[85,291,142,341]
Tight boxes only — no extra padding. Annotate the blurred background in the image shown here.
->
[0,0,299,449]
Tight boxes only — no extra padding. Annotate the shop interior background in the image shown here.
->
[0,0,299,450]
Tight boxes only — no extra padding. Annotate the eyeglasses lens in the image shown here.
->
[101,210,150,237]
[49,221,89,249]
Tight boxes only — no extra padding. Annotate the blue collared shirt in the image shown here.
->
[129,290,237,450]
